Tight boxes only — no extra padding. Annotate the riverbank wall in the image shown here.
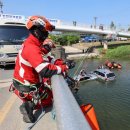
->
[62,46,99,59]
[52,41,130,60]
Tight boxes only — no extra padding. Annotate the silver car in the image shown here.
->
[94,68,115,81]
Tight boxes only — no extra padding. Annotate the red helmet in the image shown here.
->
[26,15,55,31]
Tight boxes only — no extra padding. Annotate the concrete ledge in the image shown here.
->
[67,53,99,59]
[63,46,82,53]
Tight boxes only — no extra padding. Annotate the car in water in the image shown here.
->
[93,68,115,81]
[0,14,29,66]
[73,69,97,82]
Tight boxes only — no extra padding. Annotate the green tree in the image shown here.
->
[67,35,79,45]
[49,33,80,46]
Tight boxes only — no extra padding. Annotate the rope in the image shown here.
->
[73,46,93,77]
[73,56,86,77]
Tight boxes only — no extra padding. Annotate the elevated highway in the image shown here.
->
[1,14,130,37]
[54,24,130,37]
[49,20,130,37]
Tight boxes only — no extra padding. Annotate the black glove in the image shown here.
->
[65,60,76,69]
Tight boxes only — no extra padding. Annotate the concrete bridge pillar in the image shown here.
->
[103,41,108,50]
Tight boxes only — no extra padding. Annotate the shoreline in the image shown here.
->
[63,46,99,60]
[63,41,130,60]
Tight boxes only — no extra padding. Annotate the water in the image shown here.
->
[70,59,130,130]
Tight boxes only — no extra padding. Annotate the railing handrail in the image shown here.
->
[51,75,91,130]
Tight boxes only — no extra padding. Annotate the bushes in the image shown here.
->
[67,35,79,45]
[49,34,80,46]
[103,45,130,59]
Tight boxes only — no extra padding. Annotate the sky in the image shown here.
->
[2,0,130,28]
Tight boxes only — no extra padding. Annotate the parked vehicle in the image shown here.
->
[74,69,97,82]
[0,14,29,66]
[84,36,97,42]
[93,68,116,81]
[117,37,128,41]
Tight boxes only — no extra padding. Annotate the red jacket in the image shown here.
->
[13,34,61,85]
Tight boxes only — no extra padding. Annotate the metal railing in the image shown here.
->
[51,75,91,130]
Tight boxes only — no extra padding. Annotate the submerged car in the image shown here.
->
[73,69,97,82]
[93,68,115,81]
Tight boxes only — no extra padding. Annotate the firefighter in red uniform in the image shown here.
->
[12,15,68,123]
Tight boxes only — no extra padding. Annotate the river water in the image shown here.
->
[70,59,130,130]
[0,59,130,129]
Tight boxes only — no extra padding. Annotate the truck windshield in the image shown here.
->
[0,25,29,45]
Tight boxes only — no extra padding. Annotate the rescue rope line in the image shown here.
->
[73,47,93,77]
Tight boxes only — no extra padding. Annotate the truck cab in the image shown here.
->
[0,14,29,66]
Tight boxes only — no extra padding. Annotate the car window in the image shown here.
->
[99,72,105,77]
[107,73,115,78]
[94,71,105,77]
[0,25,29,45]
[94,71,99,74]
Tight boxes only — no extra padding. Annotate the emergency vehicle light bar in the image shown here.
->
[0,14,25,20]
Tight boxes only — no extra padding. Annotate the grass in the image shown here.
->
[101,45,130,59]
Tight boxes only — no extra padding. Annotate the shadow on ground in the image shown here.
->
[0,64,15,70]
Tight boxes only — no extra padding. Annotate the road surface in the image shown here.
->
[0,66,57,130]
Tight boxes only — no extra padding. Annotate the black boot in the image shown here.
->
[20,101,35,123]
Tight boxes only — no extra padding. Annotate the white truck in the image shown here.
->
[0,14,29,66]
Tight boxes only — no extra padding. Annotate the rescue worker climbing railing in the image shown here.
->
[51,75,91,130]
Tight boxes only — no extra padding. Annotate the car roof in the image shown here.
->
[95,68,114,74]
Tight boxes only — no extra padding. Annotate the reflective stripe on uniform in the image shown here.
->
[18,47,32,79]
[56,66,61,74]
[35,62,50,73]
[19,50,32,67]
[19,67,24,78]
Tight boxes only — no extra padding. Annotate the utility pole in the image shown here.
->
[0,0,3,14]
[94,17,97,29]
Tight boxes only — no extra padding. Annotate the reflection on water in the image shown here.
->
[70,59,130,130]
